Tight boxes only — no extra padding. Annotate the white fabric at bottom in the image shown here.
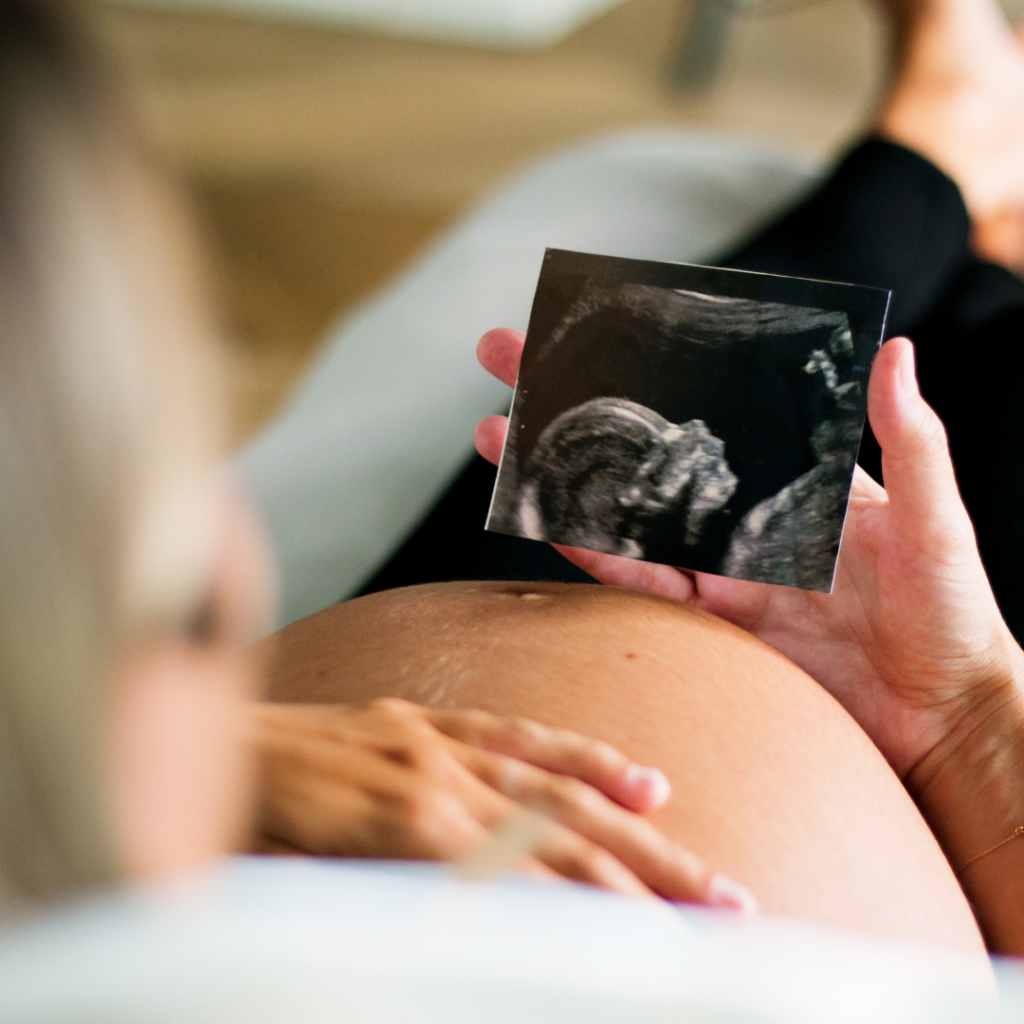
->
[234,132,819,630]
[0,858,1018,1024]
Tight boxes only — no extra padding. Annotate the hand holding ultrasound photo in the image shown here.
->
[485,250,890,592]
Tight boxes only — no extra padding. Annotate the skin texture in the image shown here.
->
[261,581,984,953]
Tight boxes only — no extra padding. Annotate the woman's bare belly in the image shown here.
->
[263,581,983,952]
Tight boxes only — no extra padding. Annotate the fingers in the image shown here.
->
[867,338,974,549]
[553,544,697,603]
[459,805,655,897]
[401,706,744,903]
[253,702,757,909]
[473,327,524,464]
[271,709,656,897]
[474,415,508,466]
[423,706,671,812]
[686,571,775,634]
[477,328,525,387]
[252,702,488,859]
[462,751,756,909]
[529,819,656,898]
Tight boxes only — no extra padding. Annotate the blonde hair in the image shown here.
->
[0,1,225,917]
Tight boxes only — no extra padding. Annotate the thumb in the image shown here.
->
[867,337,971,546]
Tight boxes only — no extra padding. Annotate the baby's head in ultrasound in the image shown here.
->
[513,397,737,559]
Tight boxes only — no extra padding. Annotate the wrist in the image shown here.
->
[907,637,1024,870]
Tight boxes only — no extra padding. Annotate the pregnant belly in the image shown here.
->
[263,580,984,952]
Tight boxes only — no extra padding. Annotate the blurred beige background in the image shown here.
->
[89,0,894,445]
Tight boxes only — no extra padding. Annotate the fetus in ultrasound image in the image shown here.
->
[486,250,889,592]
[515,398,736,560]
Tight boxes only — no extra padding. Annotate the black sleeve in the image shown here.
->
[911,262,1024,641]
[722,138,972,337]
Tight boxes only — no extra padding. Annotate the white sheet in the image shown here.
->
[0,858,1017,1023]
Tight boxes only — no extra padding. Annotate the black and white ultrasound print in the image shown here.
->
[486,249,890,592]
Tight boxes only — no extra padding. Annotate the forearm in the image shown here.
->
[909,643,1024,955]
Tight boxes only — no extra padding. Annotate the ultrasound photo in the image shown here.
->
[485,249,890,592]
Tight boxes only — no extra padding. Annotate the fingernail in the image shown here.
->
[625,765,672,807]
[708,874,759,915]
